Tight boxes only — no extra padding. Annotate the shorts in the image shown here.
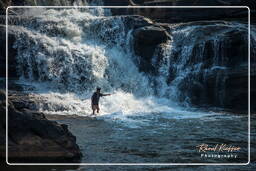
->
[91,104,99,110]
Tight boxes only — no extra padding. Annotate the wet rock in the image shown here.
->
[0,90,82,163]
[133,25,171,74]
[0,25,18,78]
[203,66,249,111]
[167,23,254,112]
[0,25,6,78]
[0,89,5,100]
[120,15,153,30]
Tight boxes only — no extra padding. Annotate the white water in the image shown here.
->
[18,87,224,128]
[9,6,250,127]
[10,7,183,125]
[13,8,152,95]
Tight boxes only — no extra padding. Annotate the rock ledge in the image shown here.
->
[0,90,82,163]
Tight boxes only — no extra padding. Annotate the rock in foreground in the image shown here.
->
[0,90,82,163]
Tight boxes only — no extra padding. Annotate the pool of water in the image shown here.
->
[55,111,249,164]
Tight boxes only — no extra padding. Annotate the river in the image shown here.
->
[4,1,255,169]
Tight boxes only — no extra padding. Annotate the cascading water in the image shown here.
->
[9,7,165,119]
[13,8,152,93]
[8,5,253,121]
[163,22,251,107]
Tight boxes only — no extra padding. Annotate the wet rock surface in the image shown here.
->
[0,25,18,78]
[0,90,82,163]
[133,25,171,74]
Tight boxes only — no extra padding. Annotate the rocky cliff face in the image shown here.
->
[131,20,255,112]
[0,90,82,163]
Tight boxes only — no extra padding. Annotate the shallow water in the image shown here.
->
[7,80,252,164]
[54,111,249,164]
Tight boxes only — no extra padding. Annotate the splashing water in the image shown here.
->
[8,6,252,128]
[10,7,167,123]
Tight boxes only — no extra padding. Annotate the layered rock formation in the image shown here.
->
[0,90,82,163]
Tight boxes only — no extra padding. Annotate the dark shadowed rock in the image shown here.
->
[133,25,171,74]
[0,25,18,78]
[116,0,255,24]
[120,15,153,30]
[164,22,254,112]
[0,90,82,163]
[0,25,6,78]
[134,26,169,44]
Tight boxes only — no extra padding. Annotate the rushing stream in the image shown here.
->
[6,2,254,165]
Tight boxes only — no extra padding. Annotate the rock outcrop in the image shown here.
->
[0,25,18,78]
[131,20,255,112]
[0,90,82,163]
[133,25,171,74]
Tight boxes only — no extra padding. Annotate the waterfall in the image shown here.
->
[11,8,152,96]
[7,6,253,115]
[161,22,251,107]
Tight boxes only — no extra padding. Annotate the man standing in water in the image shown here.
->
[91,87,111,115]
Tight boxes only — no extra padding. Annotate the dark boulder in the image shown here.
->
[0,25,18,78]
[0,25,6,78]
[120,15,153,30]
[133,25,171,74]
[0,90,5,157]
[0,90,82,163]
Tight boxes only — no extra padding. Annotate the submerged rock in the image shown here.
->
[0,90,82,163]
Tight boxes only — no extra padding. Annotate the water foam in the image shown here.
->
[9,7,250,127]
[23,86,222,128]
